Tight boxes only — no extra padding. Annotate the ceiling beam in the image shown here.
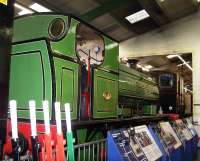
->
[138,0,169,26]
[81,0,130,21]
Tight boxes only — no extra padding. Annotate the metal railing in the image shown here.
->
[74,139,107,161]
[3,139,107,161]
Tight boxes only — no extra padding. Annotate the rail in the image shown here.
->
[74,139,107,161]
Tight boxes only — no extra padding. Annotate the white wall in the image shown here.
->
[120,11,200,122]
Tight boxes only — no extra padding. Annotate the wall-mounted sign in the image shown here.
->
[0,0,8,5]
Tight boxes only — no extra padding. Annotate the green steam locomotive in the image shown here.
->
[10,13,119,121]
[4,13,159,154]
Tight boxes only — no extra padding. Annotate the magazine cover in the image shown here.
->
[159,122,182,150]
[112,130,138,161]
[175,119,193,141]
[185,118,193,128]
[185,118,197,136]
[134,125,162,161]
[123,130,148,161]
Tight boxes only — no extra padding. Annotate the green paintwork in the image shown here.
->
[121,108,132,117]
[92,36,119,118]
[9,14,162,155]
[13,15,68,43]
[9,40,52,119]
[11,14,119,121]
[119,64,159,100]
[143,105,157,115]
[92,37,119,118]
[119,64,159,116]
[93,69,118,118]
[101,37,119,73]
[50,18,78,58]
[10,42,79,120]
[81,0,131,21]
[53,57,79,119]
[76,129,104,144]
[76,129,88,144]
[10,15,81,120]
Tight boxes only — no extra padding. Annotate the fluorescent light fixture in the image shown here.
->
[142,67,150,72]
[137,63,151,72]
[29,3,51,12]
[177,55,193,71]
[167,54,193,71]
[136,63,142,68]
[125,9,150,24]
[177,61,190,67]
[145,65,153,69]
[166,54,178,59]
[14,3,34,15]
[184,87,192,93]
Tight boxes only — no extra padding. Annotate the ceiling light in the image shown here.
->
[137,63,151,72]
[177,61,190,67]
[122,57,128,61]
[166,55,178,59]
[14,3,34,15]
[145,65,153,69]
[136,63,142,68]
[177,55,193,71]
[125,9,150,24]
[197,0,200,3]
[184,87,192,93]
[142,67,150,72]
[29,3,51,12]
[167,54,193,71]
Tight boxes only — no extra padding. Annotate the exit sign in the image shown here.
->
[0,0,8,5]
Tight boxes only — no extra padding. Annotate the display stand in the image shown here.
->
[183,139,193,161]
[107,127,162,161]
[149,123,183,161]
[188,127,198,156]
[172,119,195,161]
[107,131,125,161]
[170,146,182,161]
[148,126,169,161]
[192,134,198,156]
